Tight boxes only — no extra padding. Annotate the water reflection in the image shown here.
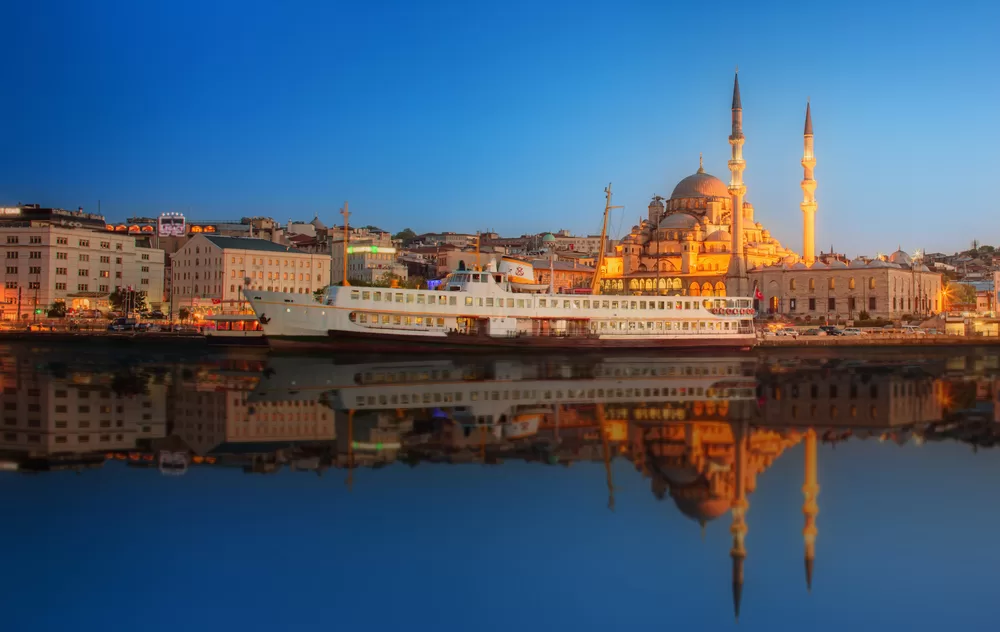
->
[2,347,999,623]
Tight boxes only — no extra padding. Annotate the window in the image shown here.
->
[29,236,41,244]
[5,267,15,274]
[5,252,17,259]
[828,297,835,311]
[79,254,89,262]
[789,298,797,311]
[828,278,835,290]
[79,269,89,276]
[100,256,110,263]
[869,296,876,310]
[56,237,68,245]
[55,267,66,275]
[869,278,876,290]
[29,251,41,259]
[56,252,67,260]
[848,297,856,311]
[849,277,856,290]
[790,279,797,290]
[808,298,816,311]
[141,266,149,272]
[77,284,88,291]
[55,282,66,290]
[99,285,108,293]
[79,240,90,247]
[808,278,815,291]
[5,236,17,244]
[29,266,40,274]
[100,241,110,249]
[100,271,109,278]
[28,281,39,290]
[4,281,16,289]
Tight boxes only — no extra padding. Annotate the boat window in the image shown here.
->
[640,301,647,309]
[449,297,456,305]
[360,314,367,323]
[406,294,414,303]
[630,301,638,309]
[517,299,524,308]
[507,298,514,308]
[416,317,423,325]
[395,293,403,303]
[465,297,473,306]
[683,321,689,330]
[563,300,570,309]
[658,301,665,309]
[611,301,618,309]
[373,291,381,301]
[486,298,494,307]
[394,315,401,325]
[362,291,370,300]
[480,275,487,283]
[381,315,390,324]
[439,296,446,305]
[539,299,546,307]
[350,290,359,300]
[573,300,580,309]
[602,301,610,309]
[417,294,425,304]
[477,298,484,306]
[437,318,444,326]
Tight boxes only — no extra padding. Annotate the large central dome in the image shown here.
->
[670,167,731,200]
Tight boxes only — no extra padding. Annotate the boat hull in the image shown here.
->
[266,330,756,353]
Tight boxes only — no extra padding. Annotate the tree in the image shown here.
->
[109,288,148,314]
[313,287,327,303]
[178,307,190,322]
[47,300,67,318]
[392,228,418,244]
[947,282,977,306]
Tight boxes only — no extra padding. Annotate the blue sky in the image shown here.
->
[1,0,997,256]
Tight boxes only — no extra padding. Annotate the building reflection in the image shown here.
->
[3,349,1000,617]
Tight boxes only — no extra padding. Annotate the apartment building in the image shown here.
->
[0,206,165,318]
[330,231,407,285]
[169,235,331,316]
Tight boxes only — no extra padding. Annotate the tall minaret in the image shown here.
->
[802,428,820,592]
[726,71,748,296]
[730,420,749,621]
[801,101,817,265]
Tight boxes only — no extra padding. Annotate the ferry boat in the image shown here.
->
[246,186,758,352]
[245,260,758,352]
[203,314,267,346]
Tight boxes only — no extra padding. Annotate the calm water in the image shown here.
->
[1,344,998,631]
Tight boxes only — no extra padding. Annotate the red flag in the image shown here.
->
[754,283,763,301]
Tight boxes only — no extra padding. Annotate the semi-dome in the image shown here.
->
[670,169,731,200]
[658,212,699,229]
[828,259,848,269]
[889,249,912,265]
[705,229,732,242]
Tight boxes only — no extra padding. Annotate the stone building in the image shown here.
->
[752,250,943,320]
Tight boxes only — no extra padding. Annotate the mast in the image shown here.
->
[475,231,481,271]
[596,403,615,511]
[591,183,622,294]
[340,202,350,287]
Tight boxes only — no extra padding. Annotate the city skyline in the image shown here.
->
[1,1,997,257]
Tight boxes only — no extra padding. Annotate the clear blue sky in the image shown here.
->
[1,0,997,256]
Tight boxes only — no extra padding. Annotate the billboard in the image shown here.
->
[158,212,186,237]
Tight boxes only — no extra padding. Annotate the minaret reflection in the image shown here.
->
[730,420,749,622]
[802,428,820,592]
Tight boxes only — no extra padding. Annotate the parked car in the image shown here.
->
[819,325,844,336]
[842,328,865,336]
[802,328,827,336]
[148,311,165,320]
[775,328,799,337]
[902,325,925,335]
[107,317,138,332]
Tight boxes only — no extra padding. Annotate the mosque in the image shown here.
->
[598,74,942,321]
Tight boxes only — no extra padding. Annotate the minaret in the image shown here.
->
[802,428,820,592]
[726,71,748,296]
[730,420,749,621]
[801,101,817,265]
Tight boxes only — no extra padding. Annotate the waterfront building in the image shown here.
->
[531,257,595,293]
[0,205,165,317]
[0,354,167,458]
[329,229,406,285]
[169,235,330,318]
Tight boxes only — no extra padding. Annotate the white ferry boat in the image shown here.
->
[246,259,758,352]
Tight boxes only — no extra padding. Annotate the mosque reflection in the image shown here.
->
[2,348,1000,619]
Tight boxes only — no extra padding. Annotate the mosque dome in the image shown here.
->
[310,214,327,230]
[672,494,732,522]
[705,229,732,242]
[889,249,912,265]
[810,261,828,269]
[658,213,699,229]
[541,233,555,243]
[850,257,868,267]
[828,259,848,269]
[670,169,731,200]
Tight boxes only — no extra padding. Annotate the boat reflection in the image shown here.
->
[2,349,999,620]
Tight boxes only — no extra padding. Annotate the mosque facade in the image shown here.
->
[597,74,942,321]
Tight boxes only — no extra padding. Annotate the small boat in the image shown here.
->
[203,314,267,346]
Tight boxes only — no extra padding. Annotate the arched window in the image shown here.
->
[849,277,856,290]
[701,282,713,296]
[828,278,836,290]
[809,278,816,291]
[790,279,797,290]
[715,281,726,295]
[869,278,876,290]
[689,282,701,297]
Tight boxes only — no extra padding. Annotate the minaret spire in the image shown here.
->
[802,428,820,592]
[730,420,749,622]
[801,101,817,265]
[726,70,748,296]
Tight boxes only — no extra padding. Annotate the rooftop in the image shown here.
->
[203,235,309,253]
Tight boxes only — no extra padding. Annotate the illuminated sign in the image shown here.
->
[0,207,21,216]
[346,246,396,255]
[157,212,186,237]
